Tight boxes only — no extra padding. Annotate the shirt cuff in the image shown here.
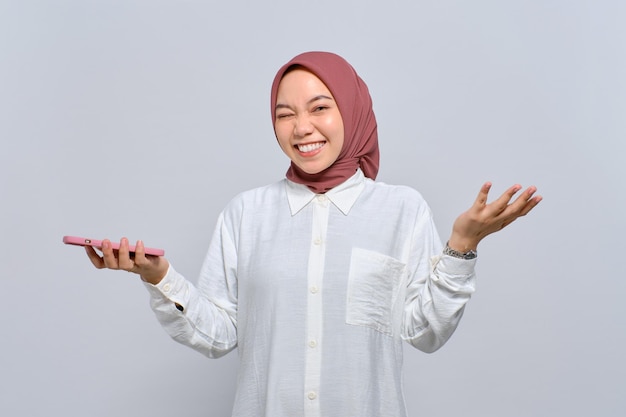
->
[435,254,477,276]
[143,264,190,310]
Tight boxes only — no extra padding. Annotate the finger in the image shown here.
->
[503,184,523,202]
[117,237,135,271]
[489,184,523,214]
[85,246,105,268]
[505,186,538,214]
[101,239,120,269]
[473,182,492,207]
[516,194,543,217]
[134,240,149,267]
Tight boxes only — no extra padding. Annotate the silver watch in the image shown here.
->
[443,242,477,260]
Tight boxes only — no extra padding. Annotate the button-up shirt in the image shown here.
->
[145,169,476,417]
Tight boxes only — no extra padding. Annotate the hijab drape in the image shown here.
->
[270,51,379,194]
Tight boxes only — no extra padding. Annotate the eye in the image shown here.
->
[312,105,329,112]
[276,112,294,120]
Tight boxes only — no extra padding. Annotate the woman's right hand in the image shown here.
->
[85,237,170,285]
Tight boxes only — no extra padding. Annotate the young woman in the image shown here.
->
[86,51,541,417]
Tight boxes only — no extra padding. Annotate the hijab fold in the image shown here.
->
[270,52,379,194]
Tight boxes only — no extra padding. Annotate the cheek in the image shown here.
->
[274,125,292,151]
[328,120,345,148]
[324,113,344,140]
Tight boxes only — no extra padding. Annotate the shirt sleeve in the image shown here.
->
[143,211,239,358]
[402,204,477,353]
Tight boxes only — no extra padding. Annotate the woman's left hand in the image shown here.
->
[448,182,542,252]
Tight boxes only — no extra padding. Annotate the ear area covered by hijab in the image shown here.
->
[271,51,380,194]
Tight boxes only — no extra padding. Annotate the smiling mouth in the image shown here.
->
[296,142,326,153]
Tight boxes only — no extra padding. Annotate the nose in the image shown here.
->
[294,114,314,137]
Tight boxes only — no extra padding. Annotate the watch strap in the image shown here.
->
[443,242,477,260]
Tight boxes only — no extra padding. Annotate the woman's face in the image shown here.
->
[274,68,344,175]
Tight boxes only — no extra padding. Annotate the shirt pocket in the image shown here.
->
[346,248,406,336]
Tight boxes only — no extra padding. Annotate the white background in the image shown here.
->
[1,1,624,416]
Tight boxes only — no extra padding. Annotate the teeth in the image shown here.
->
[297,142,324,153]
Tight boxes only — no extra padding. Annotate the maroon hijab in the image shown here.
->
[270,51,379,194]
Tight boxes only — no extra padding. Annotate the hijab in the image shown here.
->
[270,51,379,194]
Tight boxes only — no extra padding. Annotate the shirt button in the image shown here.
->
[308,340,317,348]
[313,238,322,245]
[307,391,317,400]
[162,283,171,293]
[310,286,319,294]
[317,195,327,202]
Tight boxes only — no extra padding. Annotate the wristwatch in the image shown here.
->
[443,242,477,260]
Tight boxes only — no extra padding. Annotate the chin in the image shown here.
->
[298,164,328,175]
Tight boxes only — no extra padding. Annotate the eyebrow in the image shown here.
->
[275,95,334,111]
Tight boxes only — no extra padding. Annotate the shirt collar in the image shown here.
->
[285,169,366,216]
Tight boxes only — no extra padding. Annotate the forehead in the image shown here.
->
[276,68,334,98]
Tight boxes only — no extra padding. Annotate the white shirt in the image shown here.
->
[144,169,476,417]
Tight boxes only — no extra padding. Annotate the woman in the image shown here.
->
[86,51,541,416]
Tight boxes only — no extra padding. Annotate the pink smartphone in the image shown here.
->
[62,235,165,256]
